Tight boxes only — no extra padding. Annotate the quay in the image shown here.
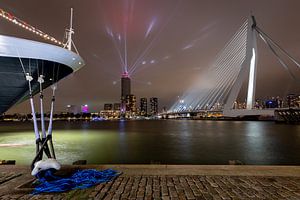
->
[0,165,299,199]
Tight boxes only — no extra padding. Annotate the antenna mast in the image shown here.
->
[64,8,79,54]
[67,8,73,51]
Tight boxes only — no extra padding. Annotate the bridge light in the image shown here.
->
[246,48,256,110]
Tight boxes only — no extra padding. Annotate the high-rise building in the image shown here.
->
[126,94,137,113]
[150,97,158,115]
[104,103,113,111]
[121,72,131,112]
[140,98,147,116]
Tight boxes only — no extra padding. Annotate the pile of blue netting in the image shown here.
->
[33,169,120,194]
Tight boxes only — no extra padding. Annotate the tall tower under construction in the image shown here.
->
[121,72,131,113]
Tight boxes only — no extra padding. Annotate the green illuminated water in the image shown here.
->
[0,120,299,165]
[0,129,122,165]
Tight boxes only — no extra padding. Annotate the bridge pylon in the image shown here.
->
[224,16,258,116]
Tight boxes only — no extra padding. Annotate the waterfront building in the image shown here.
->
[81,104,89,113]
[99,110,120,119]
[265,100,278,108]
[140,98,147,116]
[150,97,158,115]
[104,103,113,111]
[287,94,300,108]
[114,103,121,111]
[126,95,137,115]
[66,105,80,114]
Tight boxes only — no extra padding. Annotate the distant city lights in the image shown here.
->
[81,104,89,113]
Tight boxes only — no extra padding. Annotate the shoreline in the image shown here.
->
[1,164,300,177]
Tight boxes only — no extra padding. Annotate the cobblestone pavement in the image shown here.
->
[1,174,300,200]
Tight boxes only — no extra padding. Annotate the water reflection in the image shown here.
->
[0,120,299,165]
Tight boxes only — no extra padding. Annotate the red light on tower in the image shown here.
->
[122,71,129,78]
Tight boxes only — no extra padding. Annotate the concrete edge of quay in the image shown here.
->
[1,164,300,177]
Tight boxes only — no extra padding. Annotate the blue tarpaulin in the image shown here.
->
[33,169,120,194]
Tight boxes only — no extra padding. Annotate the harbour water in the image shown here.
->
[0,120,299,165]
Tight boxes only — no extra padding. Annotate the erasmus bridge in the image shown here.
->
[167,16,300,118]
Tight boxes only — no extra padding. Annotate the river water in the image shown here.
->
[0,120,299,165]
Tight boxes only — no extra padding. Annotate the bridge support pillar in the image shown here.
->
[246,16,258,110]
[224,16,258,114]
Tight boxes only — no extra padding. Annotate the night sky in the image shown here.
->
[1,0,300,113]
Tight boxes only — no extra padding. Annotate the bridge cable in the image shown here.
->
[255,28,300,82]
[255,27,300,69]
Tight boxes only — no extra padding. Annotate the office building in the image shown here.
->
[104,103,113,111]
[150,97,158,115]
[126,94,137,114]
[114,103,121,111]
[140,98,147,116]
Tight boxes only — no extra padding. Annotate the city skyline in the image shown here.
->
[0,0,300,113]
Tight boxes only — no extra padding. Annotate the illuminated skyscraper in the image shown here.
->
[126,95,137,114]
[140,98,147,116]
[150,97,158,116]
[121,72,131,113]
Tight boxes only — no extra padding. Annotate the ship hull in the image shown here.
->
[0,35,84,113]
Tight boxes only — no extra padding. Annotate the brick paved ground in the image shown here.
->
[0,166,300,199]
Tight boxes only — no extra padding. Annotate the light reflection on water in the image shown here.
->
[0,120,299,165]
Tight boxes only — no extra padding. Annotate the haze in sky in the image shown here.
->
[0,0,299,113]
